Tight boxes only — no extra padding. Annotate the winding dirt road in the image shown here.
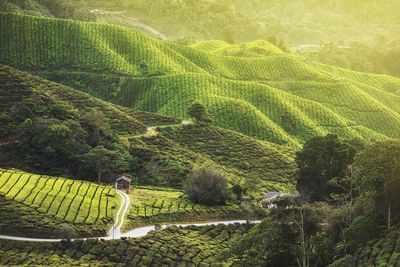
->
[0,189,259,242]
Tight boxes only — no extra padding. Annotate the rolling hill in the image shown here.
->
[0,168,117,238]
[0,64,297,192]
[1,13,400,147]
[190,40,285,57]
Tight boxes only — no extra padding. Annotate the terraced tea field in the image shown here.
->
[0,223,254,266]
[0,169,117,233]
[1,13,400,146]
[125,187,244,229]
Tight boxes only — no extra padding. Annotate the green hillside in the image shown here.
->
[190,40,285,57]
[125,186,246,230]
[0,64,296,192]
[130,123,296,192]
[0,0,94,21]
[1,13,400,147]
[0,168,117,238]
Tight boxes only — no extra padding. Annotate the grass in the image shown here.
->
[0,168,118,237]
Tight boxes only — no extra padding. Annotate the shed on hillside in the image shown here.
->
[115,176,131,192]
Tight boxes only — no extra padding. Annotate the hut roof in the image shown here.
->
[116,176,131,182]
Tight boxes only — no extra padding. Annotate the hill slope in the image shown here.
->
[190,40,285,57]
[0,168,117,238]
[1,13,400,146]
[0,64,296,192]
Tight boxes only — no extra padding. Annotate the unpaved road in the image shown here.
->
[0,188,260,242]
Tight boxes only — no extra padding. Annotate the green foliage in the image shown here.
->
[0,65,296,192]
[0,168,117,237]
[232,184,243,201]
[0,64,147,180]
[333,225,400,266]
[1,14,400,146]
[308,41,400,78]
[229,205,334,266]
[126,187,245,230]
[184,167,229,206]
[131,124,296,192]
[18,117,89,174]
[0,0,94,21]
[191,40,285,57]
[295,135,356,201]
[187,101,211,123]
[82,145,131,183]
[0,223,254,266]
[353,140,400,228]
[343,214,381,252]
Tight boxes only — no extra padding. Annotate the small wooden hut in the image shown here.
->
[115,176,131,193]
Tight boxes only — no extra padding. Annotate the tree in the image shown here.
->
[139,60,150,76]
[82,146,131,183]
[295,135,356,202]
[353,140,400,229]
[184,167,229,206]
[187,101,211,123]
[232,184,243,201]
[230,204,332,267]
[18,118,88,173]
[81,108,110,146]
[328,165,359,223]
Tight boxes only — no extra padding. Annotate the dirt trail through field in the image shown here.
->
[0,187,259,244]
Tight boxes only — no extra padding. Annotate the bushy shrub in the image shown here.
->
[184,167,229,206]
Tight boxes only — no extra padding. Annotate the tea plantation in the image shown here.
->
[0,64,297,191]
[125,186,246,230]
[1,13,400,146]
[0,223,254,266]
[0,168,117,238]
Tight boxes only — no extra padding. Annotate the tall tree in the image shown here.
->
[295,135,356,202]
[187,101,211,123]
[18,118,88,173]
[353,140,400,229]
[82,145,131,183]
[81,108,110,146]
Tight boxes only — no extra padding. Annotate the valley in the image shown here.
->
[0,1,400,266]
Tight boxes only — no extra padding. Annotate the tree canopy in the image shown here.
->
[295,135,356,201]
[353,140,400,229]
[184,167,229,206]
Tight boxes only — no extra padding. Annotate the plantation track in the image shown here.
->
[109,190,130,238]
